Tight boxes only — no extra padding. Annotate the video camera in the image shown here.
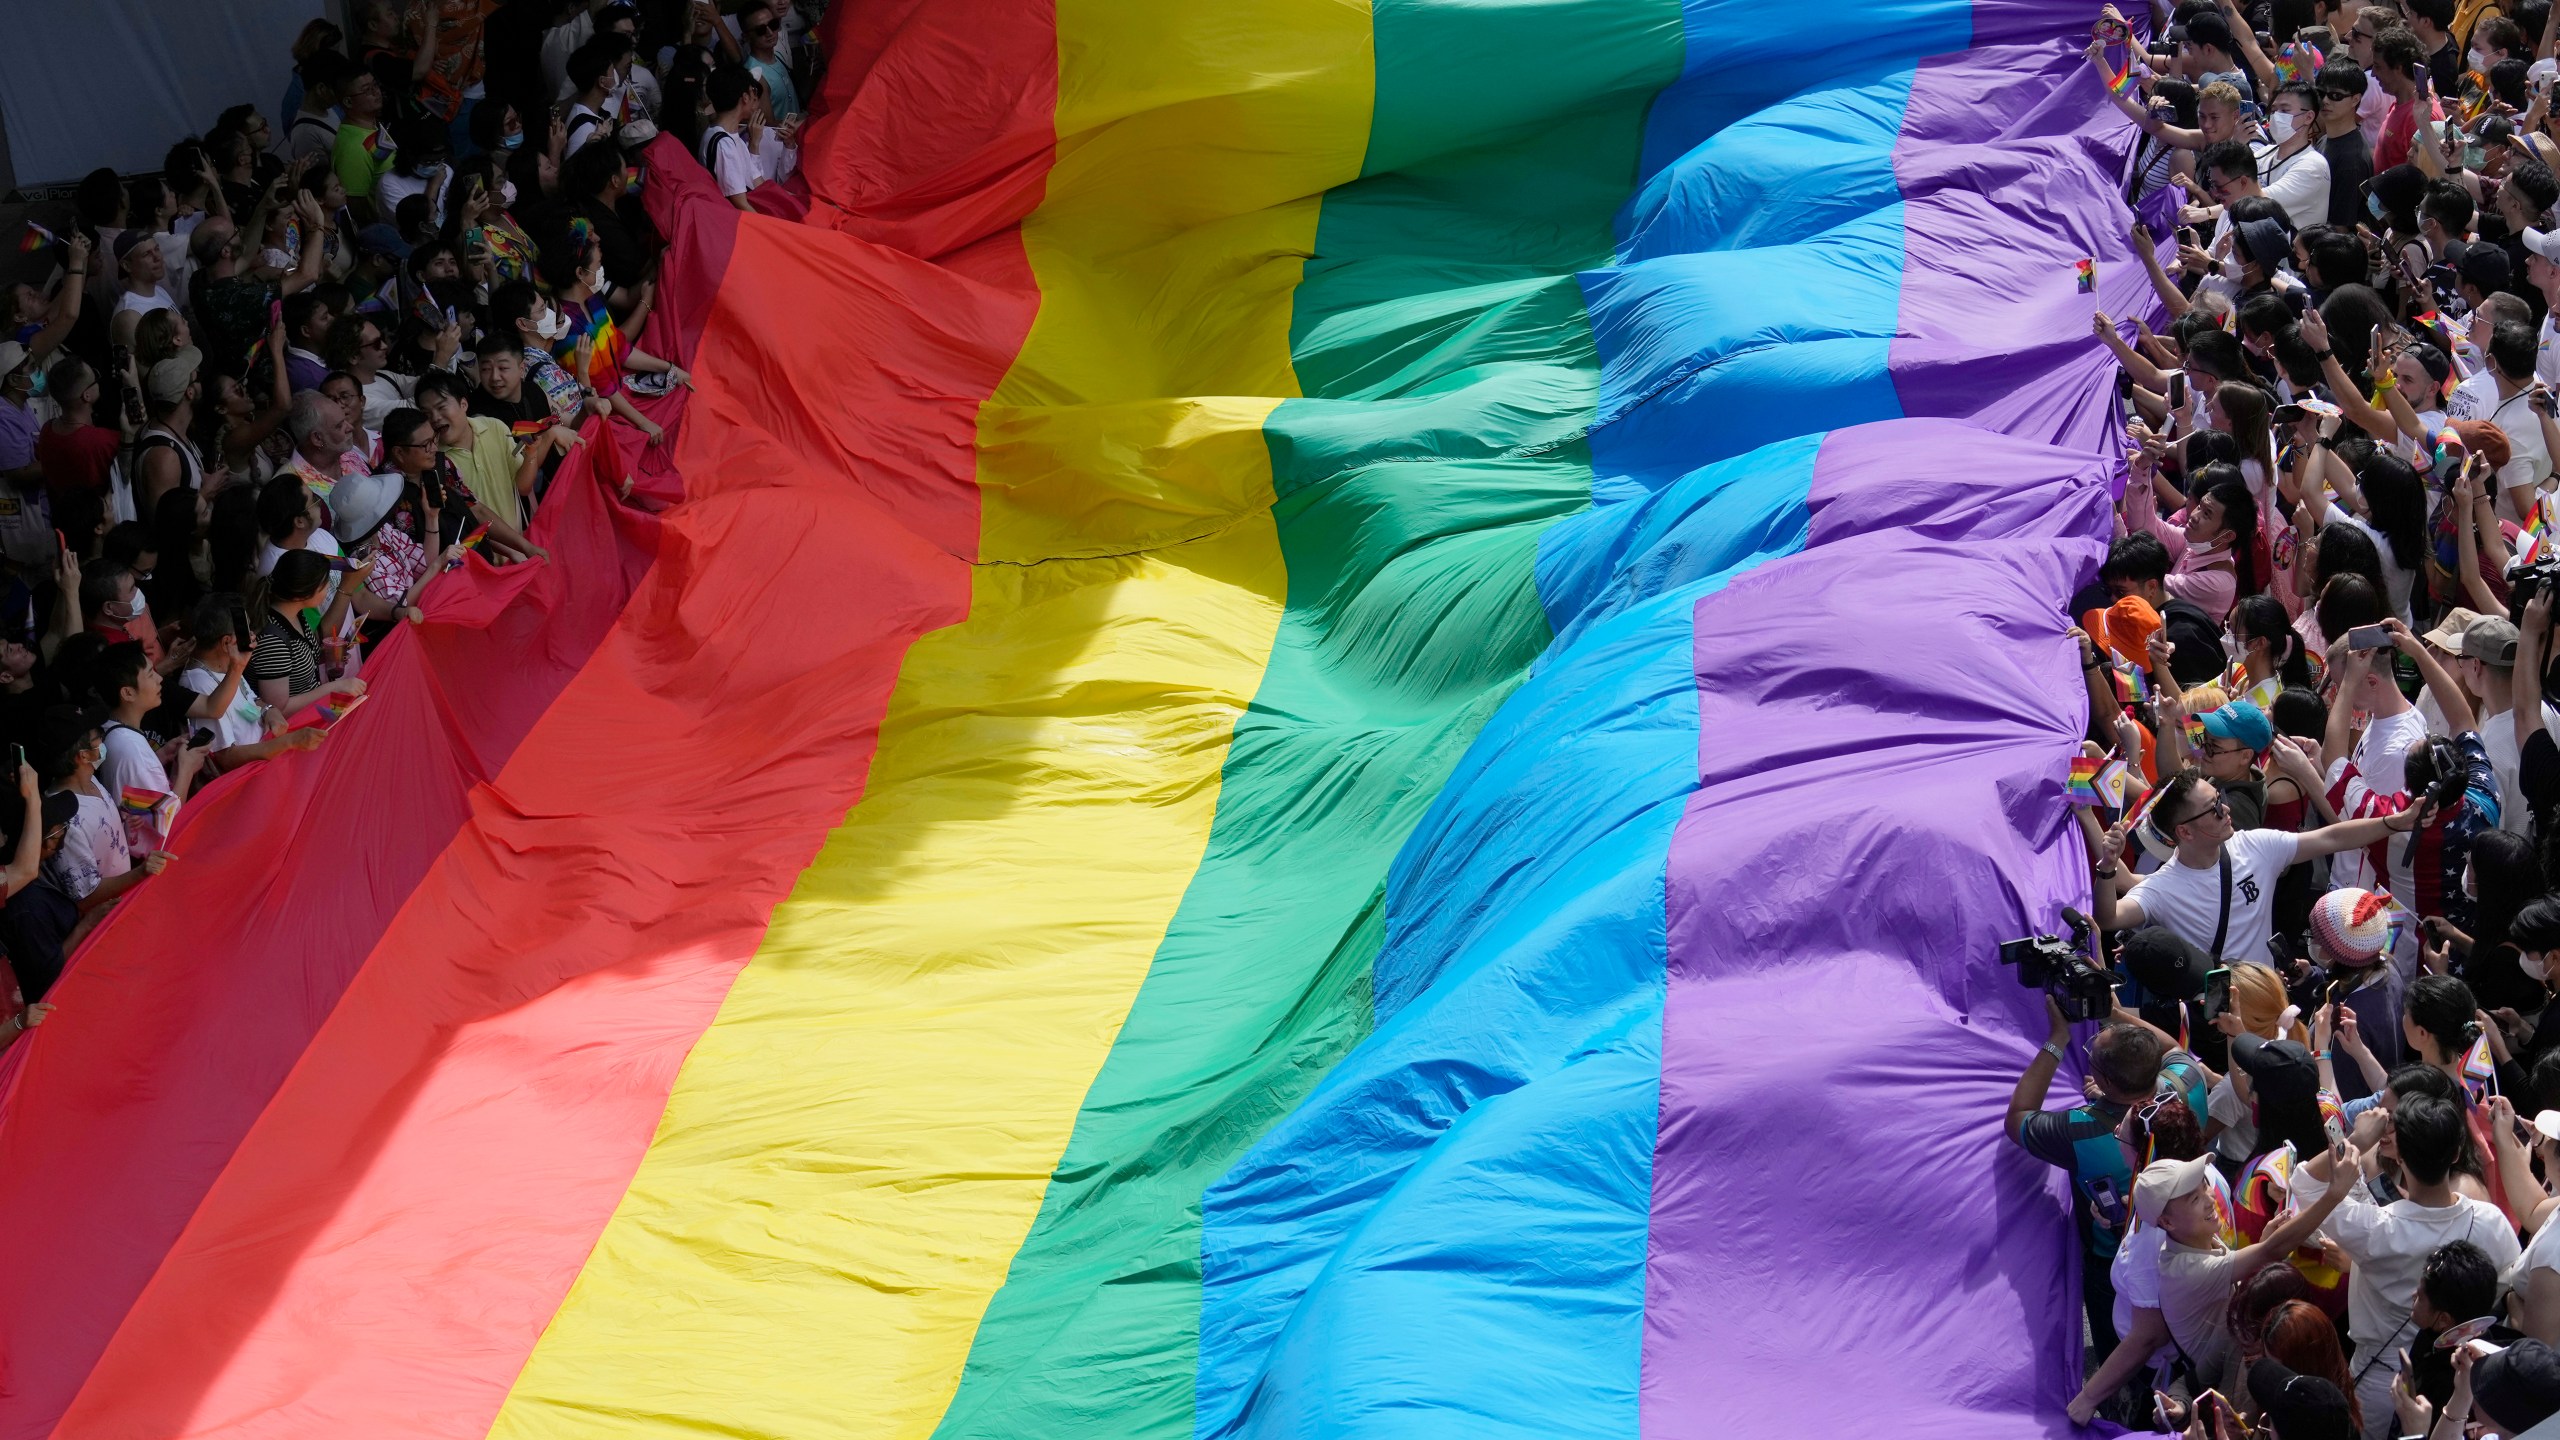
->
[1999,908,2116,1022]
[2513,554,2560,621]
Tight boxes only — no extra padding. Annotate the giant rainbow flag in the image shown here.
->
[0,0,2155,1435]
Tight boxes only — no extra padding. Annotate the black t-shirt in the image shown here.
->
[471,383,548,429]
[2428,35,2465,97]
[2335,971,2408,1104]
[2320,127,2376,230]
[3,875,81,1002]
[2523,726,2559,839]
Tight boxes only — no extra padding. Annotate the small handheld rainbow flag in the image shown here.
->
[118,786,172,856]
[286,689,369,733]
[2075,258,2096,294]
[2113,661,2150,704]
[2463,1032,2499,1100]
[2067,755,2106,806]
[17,222,57,254]
[2095,759,2136,809]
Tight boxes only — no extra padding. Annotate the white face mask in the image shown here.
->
[2527,953,2549,982]
[2268,110,2297,143]
[2223,631,2246,663]
[2471,46,2491,71]
[535,306,569,341]
[497,180,517,208]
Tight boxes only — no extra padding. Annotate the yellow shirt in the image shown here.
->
[442,414,522,526]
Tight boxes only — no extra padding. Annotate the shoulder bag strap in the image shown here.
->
[2211,849,2233,961]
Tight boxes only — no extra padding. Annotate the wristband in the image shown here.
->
[2312,348,2335,362]
[2094,864,2120,878]
[2039,1039,2069,1063]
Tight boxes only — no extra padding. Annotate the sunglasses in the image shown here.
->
[2175,795,2232,828]
[746,20,779,34]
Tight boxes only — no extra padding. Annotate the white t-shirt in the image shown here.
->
[565,102,612,156]
[2448,368,2498,423]
[2355,706,2430,797]
[114,286,176,319]
[700,124,758,197]
[257,527,342,577]
[2109,1225,2178,1374]
[2508,1206,2560,1296]
[373,167,444,230]
[44,776,129,901]
[2208,1075,2261,1164]
[360,371,415,433]
[2255,142,2332,231]
[540,11,594,100]
[96,722,169,801]
[2291,1165,2520,1356]
[2125,828,2301,964]
[2481,386,2556,510]
[2480,702,2560,835]
[181,664,265,750]
[2539,310,2560,390]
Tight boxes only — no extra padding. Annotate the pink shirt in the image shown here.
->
[2123,484,2238,621]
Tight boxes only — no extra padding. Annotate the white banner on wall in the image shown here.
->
[2,1,319,187]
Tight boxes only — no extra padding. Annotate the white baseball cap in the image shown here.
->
[2132,1153,2215,1226]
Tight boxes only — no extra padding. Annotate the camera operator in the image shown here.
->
[2006,988,2213,1376]
[2093,767,2435,965]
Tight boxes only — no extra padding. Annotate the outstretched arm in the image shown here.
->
[2391,617,2477,733]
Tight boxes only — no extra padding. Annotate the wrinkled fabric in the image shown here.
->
[0,0,2143,1437]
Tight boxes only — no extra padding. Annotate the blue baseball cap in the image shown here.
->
[2199,699,2273,753]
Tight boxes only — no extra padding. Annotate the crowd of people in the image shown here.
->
[0,0,823,1045]
[2030,0,2560,1432]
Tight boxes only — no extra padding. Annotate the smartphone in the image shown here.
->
[9,744,23,774]
[2325,1114,2350,1153]
[2088,1174,2129,1230]
[2274,403,2307,424]
[230,603,252,650]
[2204,965,2234,1022]
[185,728,215,750]
[326,555,354,573]
[2169,373,2188,410]
[2347,624,2395,651]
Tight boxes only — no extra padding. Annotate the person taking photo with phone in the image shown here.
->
[2294,1095,2522,1438]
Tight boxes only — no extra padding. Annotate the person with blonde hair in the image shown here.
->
[2207,962,2312,1163]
